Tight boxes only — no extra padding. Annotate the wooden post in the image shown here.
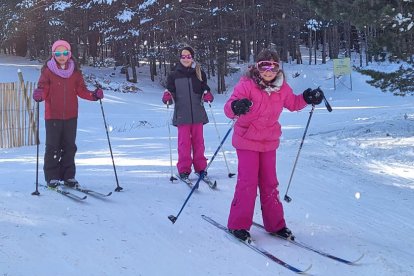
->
[0,83,4,148]
[17,71,36,145]
[5,83,10,148]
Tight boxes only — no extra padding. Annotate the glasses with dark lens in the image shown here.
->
[53,50,70,57]
[180,54,192,60]
[256,61,279,73]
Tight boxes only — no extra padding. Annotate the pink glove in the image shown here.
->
[203,91,214,103]
[162,91,173,104]
[33,88,44,102]
[94,88,104,100]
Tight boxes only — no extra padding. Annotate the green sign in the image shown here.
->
[333,58,351,76]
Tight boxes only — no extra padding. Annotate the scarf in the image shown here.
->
[253,71,284,94]
[47,59,75,78]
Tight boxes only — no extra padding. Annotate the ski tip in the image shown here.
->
[81,195,87,200]
[298,263,312,274]
[106,192,113,196]
[350,253,365,265]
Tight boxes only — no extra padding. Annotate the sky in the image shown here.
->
[0,52,413,276]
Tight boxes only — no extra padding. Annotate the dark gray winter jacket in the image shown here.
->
[167,63,210,126]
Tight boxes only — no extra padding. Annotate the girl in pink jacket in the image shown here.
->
[224,49,324,242]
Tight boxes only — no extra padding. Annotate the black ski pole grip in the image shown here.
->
[323,95,332,112]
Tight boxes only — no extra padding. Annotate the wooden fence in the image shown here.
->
[0,79,37,148]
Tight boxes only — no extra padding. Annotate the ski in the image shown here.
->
[70,186,112,197]
[195,173,217,189]
[40,184,87,201]
[202,215,312,274]
[252,222,364,265]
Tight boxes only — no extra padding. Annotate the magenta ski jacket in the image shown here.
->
[224,77,307,152]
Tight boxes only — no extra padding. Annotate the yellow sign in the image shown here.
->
[333,58,351,76]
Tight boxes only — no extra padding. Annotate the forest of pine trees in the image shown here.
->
[0,0,413,94]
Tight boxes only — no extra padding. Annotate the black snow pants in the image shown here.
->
[44,118,77,182]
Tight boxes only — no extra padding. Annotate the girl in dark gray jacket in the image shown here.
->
[162,46,214,181]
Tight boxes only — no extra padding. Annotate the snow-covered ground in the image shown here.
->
[0,53,413,275]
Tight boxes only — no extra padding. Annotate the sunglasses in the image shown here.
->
[180,54,192,60]
[256,61,279,73]
[53,50,70,57]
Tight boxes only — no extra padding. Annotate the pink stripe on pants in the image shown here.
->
[227,149,286,232]
[177,123,207,174]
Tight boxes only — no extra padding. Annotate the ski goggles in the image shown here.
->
[256,61,279,73]
[180,54,193,60]
[53,50,70,57]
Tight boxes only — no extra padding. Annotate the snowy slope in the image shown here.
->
[0,54,413,275]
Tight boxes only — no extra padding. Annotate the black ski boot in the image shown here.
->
[47,179,60,188]
[64,178,79,188]
[275,227,295,240]
[179,173,190,181]
[198,170,211,181]
[230,229,251,242]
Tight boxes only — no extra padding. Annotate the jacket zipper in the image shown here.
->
[63,79,66,119]
[187,77,194,123]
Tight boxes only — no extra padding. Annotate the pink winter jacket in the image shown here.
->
[224,77,307,152]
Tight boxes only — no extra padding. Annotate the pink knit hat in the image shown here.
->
[52,40,72,58]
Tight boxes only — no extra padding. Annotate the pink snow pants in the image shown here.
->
[227,149,286,232]
[177,123,207,174]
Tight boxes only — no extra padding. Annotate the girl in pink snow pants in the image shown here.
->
[224,49,324,241]
[162,46,214,180]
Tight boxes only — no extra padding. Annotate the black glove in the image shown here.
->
[303,88,324,105]
[231,98,252,116]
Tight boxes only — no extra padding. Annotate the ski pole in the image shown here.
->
[284,105,315,203]
[205,119,236,172]
[167,104,177,182]
[32,102,40,196]
[168,119,236,223]
[95,82,123,192]
[208,102,235,178]
[168,171,205,224]
[321,91,333,112]
[313,86,333,113]
[284,87,332,202]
